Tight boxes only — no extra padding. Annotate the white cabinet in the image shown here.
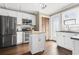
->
[39,33,45,51]
[64,33,73,50]
[17,13,22,24]
[22,13,28,19]
[22,13,36,25]
[31,15,36,25]
[56,32,65,47]
[71,35,79,55]
[0,9,8,16]
[56,32,74,50]
[7,10,18,17]
[73,39,79,55]
[29,33,45,54]
[17,32,22,44]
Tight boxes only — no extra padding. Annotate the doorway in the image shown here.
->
[42,17,49,40]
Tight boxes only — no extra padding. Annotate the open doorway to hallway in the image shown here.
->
[42,17,49,40]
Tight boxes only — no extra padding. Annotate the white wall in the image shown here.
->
[62,6,79,31]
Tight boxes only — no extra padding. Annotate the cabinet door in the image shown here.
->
[56,32,64,47]
[73,40,79,55]
[39,33,45,51]
[64,33,73,50]
[17,32,22,44]
[31,34,39,54]
[32,15,36,25]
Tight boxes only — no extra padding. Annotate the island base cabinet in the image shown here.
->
[29,33,45,54]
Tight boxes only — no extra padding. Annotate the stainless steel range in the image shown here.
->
[22,26,32,43]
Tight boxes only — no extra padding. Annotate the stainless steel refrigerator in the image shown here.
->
[0,15,17,48]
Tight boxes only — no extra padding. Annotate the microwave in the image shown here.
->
[22,19,32,25]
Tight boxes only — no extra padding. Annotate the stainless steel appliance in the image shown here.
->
[0,15,17,48]
[22,27,32,43]
[22,19,32,25]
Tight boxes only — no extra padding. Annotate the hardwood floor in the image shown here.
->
[0,41,72,55]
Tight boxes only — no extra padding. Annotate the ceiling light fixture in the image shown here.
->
[40,3,47,9]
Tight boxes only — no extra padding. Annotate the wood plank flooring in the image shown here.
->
[0,41,72,55]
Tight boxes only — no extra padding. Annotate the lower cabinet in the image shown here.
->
[56,32,74,50]
[17,32,22,44]
[29,33,45,54]
[72,39,79,55]
[56,32,65,47]
[64,33,73,50]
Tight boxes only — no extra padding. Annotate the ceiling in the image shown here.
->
[0,3,76,15]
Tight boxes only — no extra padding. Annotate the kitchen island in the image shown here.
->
[29,31,46,54]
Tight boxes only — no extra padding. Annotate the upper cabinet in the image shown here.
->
[29,14,36,25]
[0,9,8,16]
[22,13,36,25]
[0,8,36,25]
[17,12,22,25]
[7,10,18,17]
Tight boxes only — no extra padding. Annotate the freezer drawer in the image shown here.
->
[12,35,16,45]
[3,35,12,47]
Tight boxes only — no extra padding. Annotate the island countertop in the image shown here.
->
[31,31,45,34]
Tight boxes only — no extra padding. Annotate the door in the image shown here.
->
[42,17,49,40]
[52,14,61,41]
